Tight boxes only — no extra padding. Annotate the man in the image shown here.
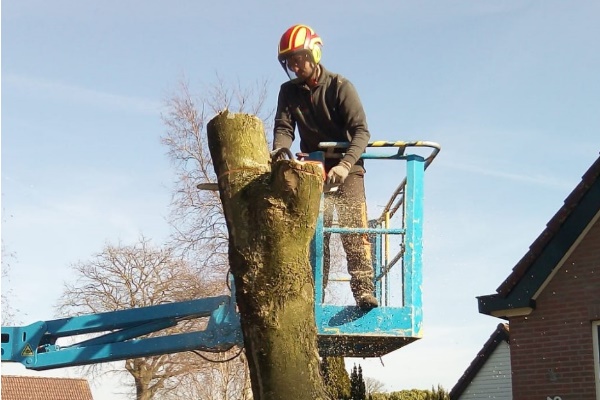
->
[272,24,378,309]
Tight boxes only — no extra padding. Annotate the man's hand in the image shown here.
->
[270,148,293,163]
[327,160,352,184]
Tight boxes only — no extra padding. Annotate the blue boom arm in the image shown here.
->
[1,295,242,370]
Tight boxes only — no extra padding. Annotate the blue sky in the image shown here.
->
[2,1,599,398]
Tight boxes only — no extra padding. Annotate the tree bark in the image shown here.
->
[207,111,331,400]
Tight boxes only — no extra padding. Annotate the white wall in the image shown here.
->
[458,341,512,400]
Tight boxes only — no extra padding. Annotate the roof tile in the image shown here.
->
[1,375,94,400]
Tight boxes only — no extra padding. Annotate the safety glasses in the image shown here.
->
[285,52,310,71]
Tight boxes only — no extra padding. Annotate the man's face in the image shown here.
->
[285,52,315,81]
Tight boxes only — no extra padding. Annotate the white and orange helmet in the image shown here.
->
[277,24,323,73]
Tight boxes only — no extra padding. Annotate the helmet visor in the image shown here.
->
[284,52,311,71]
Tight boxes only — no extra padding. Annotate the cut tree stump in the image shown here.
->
[207,111,331,400]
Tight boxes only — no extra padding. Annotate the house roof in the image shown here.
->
[478,154,600,317]
[449,323,509,400]
[1,375,94,400]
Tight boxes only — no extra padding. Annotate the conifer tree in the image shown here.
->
[321,357,351,399]
[358,365,366,400]
[350,364,366,400]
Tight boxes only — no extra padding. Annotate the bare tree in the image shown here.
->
[50,77,273,399]
[165,352,252,400]
[55,237,241,400]
[365,376,386,396]
[157,78,273,399]
[153,77,273,398]
[161,77,272,278]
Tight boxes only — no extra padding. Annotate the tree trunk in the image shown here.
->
[207,111,331,400]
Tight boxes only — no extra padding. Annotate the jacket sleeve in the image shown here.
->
[272,86,295,150]
[336,79,371,167]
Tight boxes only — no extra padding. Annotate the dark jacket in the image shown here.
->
[273,65,370,173]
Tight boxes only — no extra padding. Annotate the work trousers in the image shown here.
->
[322,172,374,296]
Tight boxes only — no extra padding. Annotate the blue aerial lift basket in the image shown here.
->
[1,140,440,370]
[311,141,440,357]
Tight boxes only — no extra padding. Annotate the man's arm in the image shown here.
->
[336,79,371,167]
[273,88,295,150]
